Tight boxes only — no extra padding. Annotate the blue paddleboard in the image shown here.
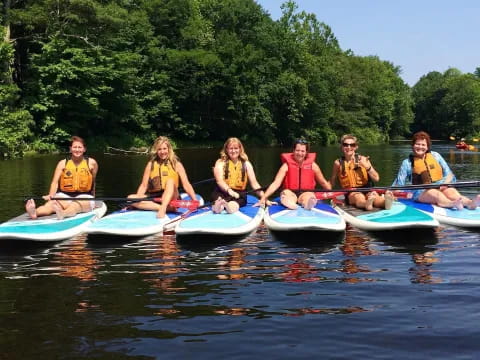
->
[175,195,264,236]
[264,199,345,232]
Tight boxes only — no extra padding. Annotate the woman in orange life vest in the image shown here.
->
[212,137,265,214]
[330,134,394,211]
[128,136,197,218]
[257,139,331,210]
[393,131,480,209]
[25,136,99,219]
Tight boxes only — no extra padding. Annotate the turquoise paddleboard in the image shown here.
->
[86,194,203,237]
[400,199,480,228]
[0,202,107,241]
[334,201,439,231]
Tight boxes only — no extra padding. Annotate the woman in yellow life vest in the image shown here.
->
[25,136,99,219]
[128,136,197,218]
[393,131,480,209]
[330,134,393,211]
[212,137,265,214]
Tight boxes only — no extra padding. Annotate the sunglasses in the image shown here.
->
[295,139,309,145]
[342,142,356,148]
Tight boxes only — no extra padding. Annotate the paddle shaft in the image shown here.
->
[294,181,480,194]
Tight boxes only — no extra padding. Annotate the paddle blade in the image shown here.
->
[170,199,200,210]
[315,191,346,199]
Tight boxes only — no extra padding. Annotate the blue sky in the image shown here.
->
[255,0,479,86]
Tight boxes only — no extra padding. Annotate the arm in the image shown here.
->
[329,160,340,188]
[176,162,197,201]
[432,152,456,184]
[89,158,99,196]
[46,160,66,199]
[392,159,411,186]
[313,163,331,190]
[135,161,153,195]
[358,155,379,183]
[260,163,288,201]
[245,161,264,197]
[213,159,229,192]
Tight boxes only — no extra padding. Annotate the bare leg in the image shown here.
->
[365,192,375,211]
[225,201,240,214]
[157,179,176,219]
[280,189,298,210]
[298,192,317,210]
[383,191,394,210]
[213,197,226,214]
[52,201,65,220]
[419,189,463,209]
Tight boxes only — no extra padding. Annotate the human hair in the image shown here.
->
[293,138,310,152]
[340,134,358,147]
[71,136,86,147]
[150,136,178,167]
[220,137,249,162]
[411,131,431,150]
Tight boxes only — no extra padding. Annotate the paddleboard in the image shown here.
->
[85,194,203,237]
[400,199,480,228]
[264,199,345,232]
[0,201,107,241]
[334,201,439,231]
[175,195,264,236]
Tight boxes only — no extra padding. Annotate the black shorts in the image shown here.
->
[211,187,247,207]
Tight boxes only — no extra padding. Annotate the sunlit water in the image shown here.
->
[0,143,479,359]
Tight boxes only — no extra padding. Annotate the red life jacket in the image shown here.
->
[281,152,316,190]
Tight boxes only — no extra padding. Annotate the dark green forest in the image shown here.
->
[1,0,480,157]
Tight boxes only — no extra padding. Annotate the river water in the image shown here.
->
[1,143,480,359]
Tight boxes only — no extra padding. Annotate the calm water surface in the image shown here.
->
[1,143,480,359]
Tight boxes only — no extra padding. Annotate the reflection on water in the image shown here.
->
[2,144,480,358]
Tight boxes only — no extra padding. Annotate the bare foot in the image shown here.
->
[52,201,65,220]
[212,198,225,214]
[384,191,394,210]
[304,196,317,210]
[225,201,239,214]
[25,199,37,219]
[468,195,480,210]
[365,193,375,211]
[452,198,464,211]
[157,208,167,219]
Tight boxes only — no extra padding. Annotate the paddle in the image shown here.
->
[294,180,480,194]
[162,186,267,231]
[316,190,412,200]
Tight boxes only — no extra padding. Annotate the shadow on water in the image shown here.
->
[270,230,345,252]
[176,233,245,252]
[86,233,146,248]
[0,239,57,257]
[369,228,439,254]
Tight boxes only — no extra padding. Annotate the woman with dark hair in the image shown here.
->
[393,131,479,209]
[25,136,99,219]
[128,136,197,218]
[258,139,331,209]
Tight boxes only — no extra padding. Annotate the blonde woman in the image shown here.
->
[129,136,197,218]
[212,137,265,214]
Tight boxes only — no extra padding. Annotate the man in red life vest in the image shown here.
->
[257,139,331,209]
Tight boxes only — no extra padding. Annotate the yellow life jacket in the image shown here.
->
[224,160,247,191]
[148,160,179,193]
[59,157,93,193]
[337,155,371,189]
[410,153,443,184]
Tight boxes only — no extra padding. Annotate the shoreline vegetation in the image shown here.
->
[1,0,480,158]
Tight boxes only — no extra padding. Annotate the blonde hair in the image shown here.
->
[220,137,249,162]
[150,136,178,167]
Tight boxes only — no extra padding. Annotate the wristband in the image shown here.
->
[366,166,372,172]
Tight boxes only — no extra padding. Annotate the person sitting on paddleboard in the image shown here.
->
[256,139,331,210]
[128,136,197,218]
[212,137,266,214]
[330,134,394,211]
[25,136,98,220]
[393,131,479,210]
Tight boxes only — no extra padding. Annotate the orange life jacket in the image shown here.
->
[223,160,248,191]
[410,153,443,184]
[148,160,179,193]
[337,154,371,188]
[59,157,93,194]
